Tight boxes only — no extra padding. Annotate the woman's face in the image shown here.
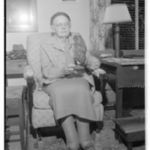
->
[52,15,71,38]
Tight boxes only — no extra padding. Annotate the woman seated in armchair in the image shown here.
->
[27,12,105,150]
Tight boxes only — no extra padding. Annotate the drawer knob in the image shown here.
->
[133,66,139,70]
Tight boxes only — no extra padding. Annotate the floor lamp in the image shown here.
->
[103,4,132,57]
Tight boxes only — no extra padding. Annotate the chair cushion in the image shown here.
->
[32,108,56,128]
[33,90,51,109]
[93,104,104,121]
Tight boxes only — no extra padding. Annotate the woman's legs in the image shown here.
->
[76,118,95,150]
[43,81,95,149]
[61,116,80,150]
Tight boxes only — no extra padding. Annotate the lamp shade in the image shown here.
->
[103,4,132,24]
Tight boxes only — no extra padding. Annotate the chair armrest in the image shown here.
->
[23,65,34,79]
[92,69,107,106]
[23,65,35,89]
[26,77,35,91]
[23,66,35,125]
[21,83,34,126]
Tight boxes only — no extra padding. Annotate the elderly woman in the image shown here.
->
[28,12,104,150]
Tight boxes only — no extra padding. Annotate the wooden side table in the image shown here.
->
[101,57,144,118]
[6,59,27,150]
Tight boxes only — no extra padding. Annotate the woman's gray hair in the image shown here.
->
[50,12,71,25]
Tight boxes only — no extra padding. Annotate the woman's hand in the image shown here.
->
[64,67,74,75]
[46,66,76,79]
[60,65,75,76]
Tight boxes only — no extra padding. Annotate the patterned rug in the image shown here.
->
[6,110,145,150]
[6,86,145,150]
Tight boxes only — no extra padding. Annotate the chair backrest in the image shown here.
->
[26,32,50,82]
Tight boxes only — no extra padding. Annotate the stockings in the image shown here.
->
[61,116,95,150]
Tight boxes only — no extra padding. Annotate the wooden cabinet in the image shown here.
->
[6,59,27,150]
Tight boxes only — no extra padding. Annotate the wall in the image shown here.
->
[6,0,90,52]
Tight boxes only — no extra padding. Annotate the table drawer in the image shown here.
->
[117,65,144,88]
[6,59,27,75]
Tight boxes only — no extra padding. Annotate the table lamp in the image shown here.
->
[103,4,132,57]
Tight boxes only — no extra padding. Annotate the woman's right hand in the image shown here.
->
[62,67,75,76]
[56,64,76,77]
[46,66,75,79]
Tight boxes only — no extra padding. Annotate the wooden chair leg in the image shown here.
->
[33,129,43,149]
[115,132,122,143]
[21,87,30,150]
[96,121,103,133]
[24,99,30,150]
[19,96,25,150]
[127,142,132,150]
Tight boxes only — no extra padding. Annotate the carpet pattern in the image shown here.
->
[6,110,145,150]
[6,87,145,150]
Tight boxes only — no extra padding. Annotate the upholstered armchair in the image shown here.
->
[22,33,105,149]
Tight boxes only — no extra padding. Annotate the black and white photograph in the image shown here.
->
[5,0,146,150]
